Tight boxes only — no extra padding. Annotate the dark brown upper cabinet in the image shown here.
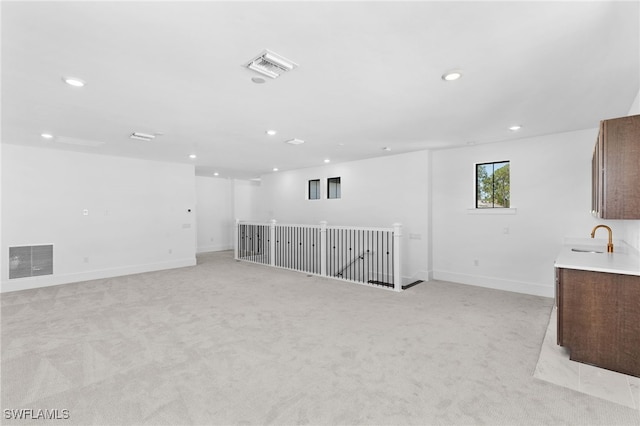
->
[592,114,640,219]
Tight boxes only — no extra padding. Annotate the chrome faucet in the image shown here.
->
[591,224,614,253]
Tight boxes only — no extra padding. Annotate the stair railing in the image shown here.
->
[235,220,402,291]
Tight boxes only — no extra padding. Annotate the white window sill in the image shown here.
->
[466,208,517,215]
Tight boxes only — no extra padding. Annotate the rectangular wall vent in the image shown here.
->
[9,245,53,279]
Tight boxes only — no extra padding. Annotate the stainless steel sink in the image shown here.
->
[571,248,604,254]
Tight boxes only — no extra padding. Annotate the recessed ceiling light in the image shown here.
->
[266,130,277,136]
[189,154,197,159]
[41,133,54,139]
[251,77,266,84]
[442,71,462,81]
[324,159,331,163]
[62,77,85,87]
[273,167,279,172]
[508,125,522,131]
[285,138,305,145]
[214,172,219,176]
[382,147,392,151]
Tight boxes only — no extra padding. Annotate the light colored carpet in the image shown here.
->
[2,250,639,425]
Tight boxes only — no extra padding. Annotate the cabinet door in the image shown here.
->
[559,269,618,368]
[558,268,640,377]
[618,274,640,374]
[600,115,640,219]
[591,131,603,218]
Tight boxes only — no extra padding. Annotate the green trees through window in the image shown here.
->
[476,161,510,208]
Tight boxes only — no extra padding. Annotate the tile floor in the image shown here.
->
[534,307,640,410]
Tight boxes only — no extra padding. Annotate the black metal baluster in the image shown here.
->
[391,229,395,286]
[356,229,359,282]
[386,231,390,284]
[334,228,338,277]
[328,229,332,276]
[330,229,334,276]
[289,225,292,268]
[264,225,268,263]
[276,227,280,266]
[298,226,301,271]
[380,231,384,283]
[335,229,339,277]
[363,230,367,284]
[299,226,302,271]
[358,230,364,283]
[356,229,360,282]
[351,229,354,281]
[263,225,268,264]
[339,229,343,278]
[286,226,290,269]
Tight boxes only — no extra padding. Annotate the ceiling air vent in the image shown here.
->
[130,132,155,141]
[245,50,298,79]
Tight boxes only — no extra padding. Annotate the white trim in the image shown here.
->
[197,244,233,254]
[0,258,196,293]
[403,269,430,284]
[467,208,517,215]
[432,269,553,298]
[327,225,394,232]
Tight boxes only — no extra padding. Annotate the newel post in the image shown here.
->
[234,219,240,260]
[320,221,328,277]
[393,223,402,292]
[270,219,277,266]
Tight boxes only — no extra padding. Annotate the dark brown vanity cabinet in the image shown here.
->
[557,267,640,377]
[592,114,640,219]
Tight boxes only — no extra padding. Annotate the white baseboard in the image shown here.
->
[432,270,554,298]
[402,269,430,284]
[197,244,233,254]
[1,257,196,293]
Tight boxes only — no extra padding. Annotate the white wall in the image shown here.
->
[195,176,234,253]
[621,89,640,251]
[233,179,261,222]
[257,151,431,283]
[432,128,609,298]
[1,144,197,292]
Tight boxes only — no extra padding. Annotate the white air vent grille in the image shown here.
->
[245,50,298,79]
[9,245,53,279]
[130,132,155,141]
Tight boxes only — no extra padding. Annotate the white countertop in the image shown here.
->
[555,238,640,276]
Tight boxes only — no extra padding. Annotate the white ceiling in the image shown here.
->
[2,1,639,179]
